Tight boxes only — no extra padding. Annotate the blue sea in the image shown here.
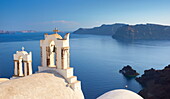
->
[1,32,170,99]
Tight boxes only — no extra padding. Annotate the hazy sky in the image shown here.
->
[1,0,170,31]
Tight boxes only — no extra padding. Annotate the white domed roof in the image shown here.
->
[97,89,143,99]
[0,72,84,99]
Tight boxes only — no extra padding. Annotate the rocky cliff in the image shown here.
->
[136,65,170,99]
[113,24,170,41]
[74,23,170,41]
[73,23,126,35]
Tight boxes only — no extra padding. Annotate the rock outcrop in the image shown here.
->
[73,23,127,35]
[0,72,84,99]
[113,23,170,41]
[136,65,170,99]
[119,65,139,77]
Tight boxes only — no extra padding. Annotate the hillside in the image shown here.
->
[113,24,170,41]
[74,23,170,41]
[73,23,127,35]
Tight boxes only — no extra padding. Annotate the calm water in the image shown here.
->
[1,33,170,99]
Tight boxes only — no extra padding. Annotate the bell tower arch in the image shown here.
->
[13,47,32,77]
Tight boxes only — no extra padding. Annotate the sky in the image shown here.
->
[0,0,170,31]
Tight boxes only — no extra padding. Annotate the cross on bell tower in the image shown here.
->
[53,28,60,34]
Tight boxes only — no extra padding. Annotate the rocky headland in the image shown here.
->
[73,23,127,35]
[119,65,139,77]
[74,23,170,41]
[113,24,170,41]
[136,65,170,99]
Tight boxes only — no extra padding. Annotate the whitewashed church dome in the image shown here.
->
[0,72,84,99]
[97,89,143,99]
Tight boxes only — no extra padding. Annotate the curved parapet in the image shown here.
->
[14,51,31,62]
[64,33,70,40]
[0,78,9,83]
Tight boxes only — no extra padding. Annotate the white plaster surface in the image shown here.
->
[97,89,143,99]
[0,78,9,83]
[0,72,84,99]
[40,33,70,68]
[13,50,32,76]
[39,33,81,90]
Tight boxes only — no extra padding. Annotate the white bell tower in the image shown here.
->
[38,28,81,90]
[13,47,32,77]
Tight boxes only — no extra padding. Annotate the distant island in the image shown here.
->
[0,30,37,34]
[73,23,127,35]
[113,24,170,41]
[73,23,170,41]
